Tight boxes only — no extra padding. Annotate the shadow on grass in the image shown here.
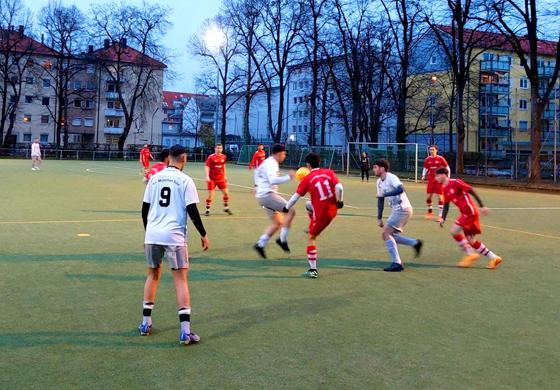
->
[0,253,144,263]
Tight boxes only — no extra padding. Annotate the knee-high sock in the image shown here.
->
[307,245,317,270]
[471,240,497,259]
[280,227,290,243]
[453,234,474,254]
[385,236,402,265]
[394,234,418,247]
[178,307,191,334]
[206,197,212,210]
[426,197,433,211]
[223,194,229,209]
[142,301,154,326]
[438,200,444,217]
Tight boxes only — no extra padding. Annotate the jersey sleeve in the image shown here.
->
[205,156,212,167]
[390,174,403,188]
[296,176,309,196]
[456,179,472,192]
[423,158,429,169]
[440,156,449,167]
[376,180,382,197]
[330,170,340,185]
[184,179,200,206]
[143,180,154,203]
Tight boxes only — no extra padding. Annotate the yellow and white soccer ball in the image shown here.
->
[295,167,310,181]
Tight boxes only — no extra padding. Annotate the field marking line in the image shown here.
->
[0,218,139,225]
[482,224,560,240]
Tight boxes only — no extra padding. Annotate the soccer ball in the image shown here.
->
[296,167,310,181]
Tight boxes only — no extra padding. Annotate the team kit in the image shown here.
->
[137,143,502,345]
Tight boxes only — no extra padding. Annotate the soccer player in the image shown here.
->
[374,159,423,272]
[249,144,266,170]
[360,152,370,182]
[421,145,450,222]
[284,153,344,278]
[31,138,42,171]
[204,144,232,216]
[140,144,153,179]
[253,143,296,258]
[435,168,502,269]
[139,145,210,345]
[146,149,170,182]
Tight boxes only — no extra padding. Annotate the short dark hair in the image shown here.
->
[304,152,320,168]
[159,148,170,162]
[372,159,390,171]
[429,145,439,150]
[169,145,187,158]
[435,168,449,175]
[271,143,286,154]
[215,143,222,147]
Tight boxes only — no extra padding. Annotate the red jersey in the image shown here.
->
[423,155,449,181]
[206,153,227,181]
[249,150,266,169]
[140,148,152,165]
[146,162,167,181]
[444,179,478,217]
[296,168,340,213]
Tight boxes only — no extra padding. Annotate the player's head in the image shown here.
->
[169,145,187,170]
[215,144,223,154]
[435,167,449,184]
[304,152,320,169]
[362,151,367,157]
[34,138,39,143]
[258,143,264,150]
[429,145,438,157]
[271,143,286,163]
[372,159,389,177]
[143,144,148,149]
[160,148,170,164]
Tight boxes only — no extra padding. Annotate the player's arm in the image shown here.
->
[223,163,228,181]
[142,202,150,229]
[284,193,301,211]
[468,188,489,215]
[268,170,292,184]
[421,168,428,181]
[249,153,257,170]
[284,180,307,211]
[186,204,209,251]
[440,202,450,227]
[377,196,384,225]
[381,184,404,197]
[335,182,344,208]
[204,165,210,181]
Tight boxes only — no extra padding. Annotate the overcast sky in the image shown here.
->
[24,0,222,93]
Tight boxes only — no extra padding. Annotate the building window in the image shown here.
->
[43,79,51,88]
[298,125,302,133]
[25,96,33,103]
[84,100,94,109]
[84,118,94,127]
[519,120,528,131]
[23,133,31,142]
[74,99,82,108]
[430,55,437,64]
[41,115,49,124]
[74,81,82,90]
[292,125,297,132]
[25,77,34,84]
[40,134,48,143]
[520,78,528,89]
[304,125,308,132]
[87,81,96,91]
[293,97,297,104]
[23,114,31,123]
[106,118,120,128]
[519,99,528,110]
[292,110,297,118]
[10,95,17,103]
[71,118,82,126]
[87,64,95,74]
[107,82,116,92]
[304,110,309,118]
[42,97,50,106]
[107,100,121,109]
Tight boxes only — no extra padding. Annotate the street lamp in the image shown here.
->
[204,25,225,146]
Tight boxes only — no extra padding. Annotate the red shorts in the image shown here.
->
[207,179,227,191]
[308,209,337,237]
[426,180,443,195]
[142,161,150,169]
[456,213,481,236]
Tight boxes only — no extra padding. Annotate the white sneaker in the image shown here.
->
[36,167,40,170]
[31,167,36,171]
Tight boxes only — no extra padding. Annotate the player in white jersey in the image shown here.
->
[253,143,296,258]
[138,145,210,346]
[373,159,423,272]
[31,138,41,170]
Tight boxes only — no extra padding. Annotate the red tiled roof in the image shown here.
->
[0,30,58,56]
[162,91,209,108]
[436,25,558,57]
[93,43,167,69]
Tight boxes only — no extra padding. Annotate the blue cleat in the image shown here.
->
[138,323,152,336]
[179,331,200,345]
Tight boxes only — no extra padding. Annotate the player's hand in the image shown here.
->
[287,169,296,179]
[481,207,489,216]
[282,206,289,213]
[201,236,209,251]
[251,187,256,195]
[337,201,344,209]
[205,176,210,182]
[377,219,384,228]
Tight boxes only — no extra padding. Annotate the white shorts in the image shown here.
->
[387,208,413,233]
[257,193,287,218]
[144,244,189,270]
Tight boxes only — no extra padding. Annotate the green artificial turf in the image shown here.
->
[0,159,559,389]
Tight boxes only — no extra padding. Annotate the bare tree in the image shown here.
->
[91,1,169,152]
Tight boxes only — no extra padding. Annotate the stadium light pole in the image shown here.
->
[203,25,226,147]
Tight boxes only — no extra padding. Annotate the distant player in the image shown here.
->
[31,138,41,171]
[146,149,170,182]
[435,168,502,269]
[360,151,370,182]
[140,144,153,179]
[284,153,344,278]
[139,145,210,345]
[374,159,423,272]
[253,143,296,258]
[422,145,449,221]
[204,144,232,216]
[249,144,266,170]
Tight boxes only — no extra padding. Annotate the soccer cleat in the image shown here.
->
[457,253,480,268]
[383,263,404,272]
[425,211,433,220]
[413,240,423,258]
[486,256,502,270]
[138,323,152,336]
[304,269,318,278]
[179,331,200,345]
[275,238,290,253]
[224,208,233,215]
[253,243,267,259]
[204,210,210,216]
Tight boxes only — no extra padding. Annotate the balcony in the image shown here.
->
[105,92,119,99]
[104,127,124,135]
[479,127,510,138]
[538,66,556,78]
[480,84,509,94]
[105,108,125,117]
[480,106,509,116]
[480,60,510,72]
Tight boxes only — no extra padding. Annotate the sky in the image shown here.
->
[24,0,223,93]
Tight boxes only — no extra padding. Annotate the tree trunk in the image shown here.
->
[396,75,408,144]
[275,73,285,142]
[530,87,543,180]
[455,84,466,174]
[0,76,8,145]
[243,54,252,144]
[221,92,227,146]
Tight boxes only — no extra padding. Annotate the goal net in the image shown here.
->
[346,142,424,182]
[238,144,345,171]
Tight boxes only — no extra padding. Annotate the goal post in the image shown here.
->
[346,142,425,182]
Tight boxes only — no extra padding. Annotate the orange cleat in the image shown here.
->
[425,211,433,220]
[486,256,502,269]
[457,253,480,268]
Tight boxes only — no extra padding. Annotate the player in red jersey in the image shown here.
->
[249,144,266,170]
[422,145,450,222]
[146,149,170,182]
[204,144,232,216]
[140,144,153,180]
[284,153,344,278]
[435,168,502,269]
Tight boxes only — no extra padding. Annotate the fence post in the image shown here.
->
[76,151,79,160]
[415,143,419,183]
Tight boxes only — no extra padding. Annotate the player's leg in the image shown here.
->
[450,223,480,267]
[467,236,502,269]
[304,235,319,278]
[382,224,404,272]
[365,168,369,181]
[426,192,434,219]
[31,156,36,170]
[205,181,215,216]
[139,245,165,335]
[436,193,444,222]
[361,168,365,181]
[254,212,282,258]
[220,185,232,215]
[304,212,335,278]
